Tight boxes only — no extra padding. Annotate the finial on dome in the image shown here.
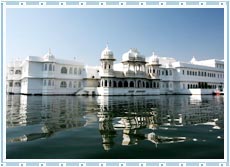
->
[48,48,51,55]
[152,51,155,56]
[106,42,109,49]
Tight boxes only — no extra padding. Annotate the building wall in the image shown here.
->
[97,87,160,96]
[27,78,43,94]
[6,52,224,96]
[28,61,43,77]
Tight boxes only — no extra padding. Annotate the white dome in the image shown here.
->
[101,45,114,59]
[122,48,145,62]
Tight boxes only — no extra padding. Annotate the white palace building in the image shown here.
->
[6,46,224,96]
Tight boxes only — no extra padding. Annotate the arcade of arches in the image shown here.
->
[98,79,160,88]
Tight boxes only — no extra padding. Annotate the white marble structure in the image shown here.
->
[7,49,84,95]
[7,47,224,95]
[81,46,224,95]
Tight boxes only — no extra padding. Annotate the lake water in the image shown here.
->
[6,95,224,159]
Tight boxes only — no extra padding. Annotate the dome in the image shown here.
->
[100,45,114,60]
[43,48,55,61]
[149,52,159,64]
[122,48,145,62]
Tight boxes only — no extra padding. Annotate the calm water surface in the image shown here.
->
[6,95,224,159]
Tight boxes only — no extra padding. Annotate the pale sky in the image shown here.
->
[6,8,224,65]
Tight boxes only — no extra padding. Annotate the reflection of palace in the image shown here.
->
[96,95,224,151]
[6,95,224,149]
[7,95,87,142]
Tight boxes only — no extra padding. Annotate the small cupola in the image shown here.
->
[190,56,196,64]
[100,44,115,60]
[43,48,55,61]
[149,52,159,64]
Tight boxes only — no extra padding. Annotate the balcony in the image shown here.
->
[135,71,146,78]
[7,74,22,80]
[124,70,135,77]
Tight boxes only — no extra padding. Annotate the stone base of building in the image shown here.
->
[6,88,219,96]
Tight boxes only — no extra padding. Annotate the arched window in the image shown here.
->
[130,81,134,87]
[60,81,67,88]
[49,64,52,71]
[44,64,47,71]
[48,80,51,86]
[109,80,112,87]
[53,65,55,71]
[9,82,13,87]
[143,81,145,88]
[69,67,73,74]
[101,80,103,87]
[105,80,107,87]
[138,80,141,88]
[98,82,100,87]
[124,81,128,87]
[153,82,156,88]
[14,82,21,87]
[43,80,46,86]
[79,68,82,75]
[69,81,72,88]
[10,69,13,74]
[113,81,117,87]
[15,70,21,74]
[157,82,159,88]
[150,82,152,88]
[109,64,111,69]
[166,70,168,76]
[118,81,123,87]
[146,82,149,88]
[74,68,77,74]
[61,67,68,74]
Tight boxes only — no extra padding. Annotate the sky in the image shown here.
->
[6,8,224,66]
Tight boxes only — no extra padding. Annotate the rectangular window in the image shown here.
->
[9,82,13,87]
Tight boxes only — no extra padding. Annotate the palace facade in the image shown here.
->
[6,49,84,95]
[6,46,224,95]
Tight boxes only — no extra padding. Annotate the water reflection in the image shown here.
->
[7,95,87,142]
[96,95,224,150]
[6,95,224,151]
